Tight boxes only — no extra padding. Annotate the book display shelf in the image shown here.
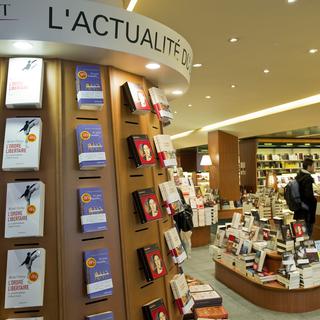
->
[0,59,182,320]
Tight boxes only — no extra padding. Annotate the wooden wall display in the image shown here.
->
[0,59,61,319]
[108,67,181,320]
[208,131,240,201]
[215,259,320,313]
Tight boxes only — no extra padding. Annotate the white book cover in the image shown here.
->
[164,228,187,264]
[6,58,44,109]
[5,181,45,238]
[2,118,42,171]
[198,208,205,227]
[148,87,173,120]
[189,284,213,293]
[154,135,177,167]
[5,248,46,309]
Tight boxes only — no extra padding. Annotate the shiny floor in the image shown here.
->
[182,246,320,320]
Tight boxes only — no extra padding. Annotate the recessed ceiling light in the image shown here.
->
[205,95,211,99]
[305,143,311,146]
[174,111,178,114]
[127,0,138,11]
[145,63,160,70]
[193,63,202,68]
[309,48,318,54]
[287,0,297,3]
[172,90,183,95]
[13,41,33,50]
[229,37,239,43]
[231,84,236,88]
[188,104,192,107]
[263,69,270,74]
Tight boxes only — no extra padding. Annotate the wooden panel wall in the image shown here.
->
[239,139,258,192]
[0,59,61,319]
[177,149,197,172]
[208,130,240,200]
[108,67,181,320]
[60,62,126,320]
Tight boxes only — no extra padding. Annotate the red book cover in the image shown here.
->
[293,222,304,238]
[143,244,167,280]
[123,82,151,114]
[194,306,228,319]
[142,298,169,320]
[128,135,156,167]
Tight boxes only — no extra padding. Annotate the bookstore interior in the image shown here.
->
[1,0,320,320]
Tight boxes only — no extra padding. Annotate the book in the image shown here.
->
[158,181,183,215]
[240,239,253,254]
[148,87,173,125]
[194,306,228,319]
[142,298,169,320]
[291,220,305,241]
[76,124,106,170]
[282,251,297,273]
[189,284,214,293]
[85,311,113,320]
[231,212,241,229]
[213,226,226,248]
[84,248,113,299]
[76,65,104,110]
[132,188,162,224]
[78,187,107,233]
[191,291,223,308]
[281,224,293,241]
[164,227,187,264]
[127,135,156,168]
[243,215,254,232]
[5,181,45,238]
[153,135,177,167]
[5,248,46,309]
[253,250,266,272]
[2,118,42,171]
[303,240,319,263]
[231,237,243,256]
[170,273,194,315]
[122,82,151,114]
[137,244,167,281]
[6,58,44,109]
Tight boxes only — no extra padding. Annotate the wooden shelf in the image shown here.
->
[218,208,242,220]
[214,259,320,313]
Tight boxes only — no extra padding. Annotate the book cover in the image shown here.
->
[164,227,187,264]
[76,124,106,170]
[2,118,42,171]
[153,135,177,167]
[122,82,151,114]
[281,225,293,241]
[194,306,228,319]
[86,311,113,320]
[5,181,45,238]
[5,248,46,309]
[127,135,156,168]
[6,58,44,109]
[84,248,113,299]
[253,250,266,272]
[291,221,305,240]
[148,87,173,125]
[138,244,167,281]
[282,252,297,273]
[189,284,214,293]
[132,188,162,224]
[79,188,107,233]
[158,181,183,215]
[142,298,169,320]
[76,65,104,110]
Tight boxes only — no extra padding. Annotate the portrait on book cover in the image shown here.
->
[141,194,161,220]
[134,139,155,165]
[146,250,167,279]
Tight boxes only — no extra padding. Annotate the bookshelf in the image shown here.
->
[240,138,320,192]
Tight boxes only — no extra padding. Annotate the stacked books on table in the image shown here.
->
[170,273,194,315]
[190,284,223,308]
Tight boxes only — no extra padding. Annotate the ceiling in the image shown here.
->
[133,0,320,148]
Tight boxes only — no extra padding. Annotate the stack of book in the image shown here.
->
[277,239,295,254]
[194,306,228,319]
[277,270,300,289]
[132,188,162,224]
[142,298,169,320]
[254,271,277,284]
[234,254,255,275]
[127,134,156,168]
[170,273,194,315]
[137,244,167,282]
[298,265,314,288]
[209,245,225,260]
[85,311,113,320]
[221,252,236,268]
[153,134,177,167]
[312,263,320,286]
[164,227,187,264]
[122,81,151,114]
[148,87,173,125]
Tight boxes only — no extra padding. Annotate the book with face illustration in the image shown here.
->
[132,188,162,224]
[78,187,107,233]
[5,181,45,238]
[84,248,113,299]
[6,57,44,109]
[122,81,151,114]
[5,248,46,309]
[142,298,169,320]
[149,87,173,125]
[76,64,104,110]
[2,117,42,171]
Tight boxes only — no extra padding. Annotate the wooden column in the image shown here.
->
[208,131,240,201]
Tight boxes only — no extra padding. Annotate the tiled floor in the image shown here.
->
[183,246,320,320]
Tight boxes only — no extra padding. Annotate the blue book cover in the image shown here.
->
[86,311,113,320]
[79,187,107,233]
[84,248,113,299]
[76,124,106,169]
[76,65,104,110]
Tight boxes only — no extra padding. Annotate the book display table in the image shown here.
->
[214,259,320,313]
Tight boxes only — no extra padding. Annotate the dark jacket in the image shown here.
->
[294,170,317,224]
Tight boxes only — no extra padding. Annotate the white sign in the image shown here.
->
[0,0,193,82]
